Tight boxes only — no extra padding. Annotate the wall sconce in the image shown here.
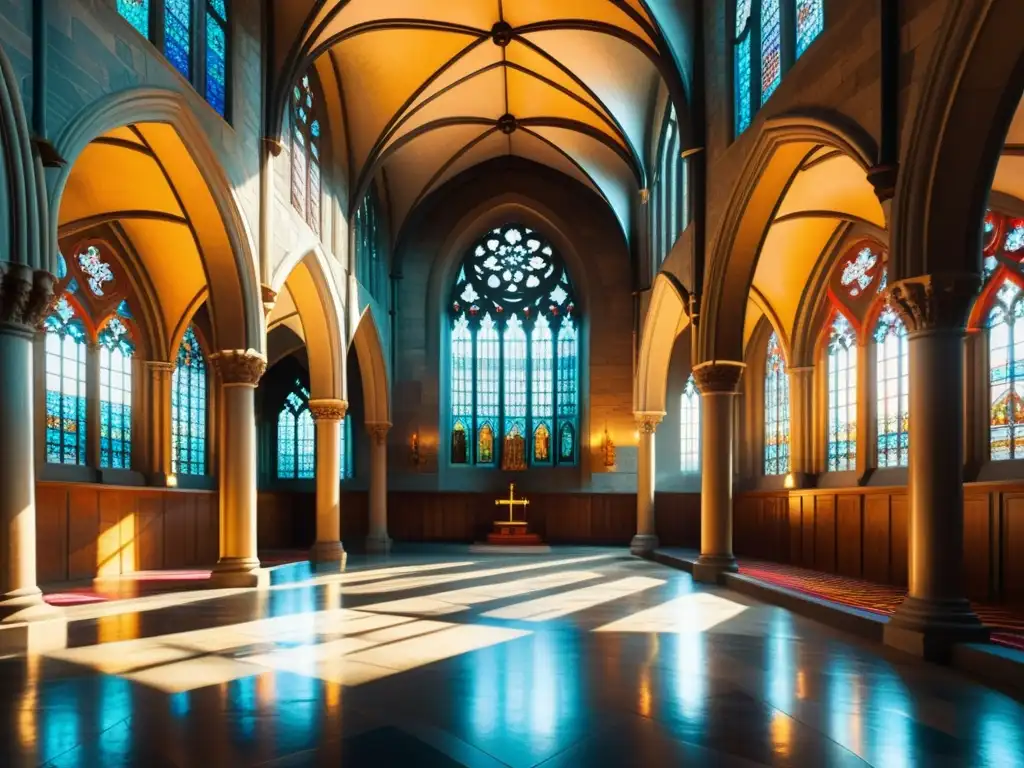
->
[602,427,616,468]
[783,473,796,490]
[166,473,178,488]
[410,432,421,466]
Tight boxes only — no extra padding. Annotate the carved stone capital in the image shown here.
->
[309,398,348,422]
[144,360,177,374]
[210,349,267,386]
[366,422,391,445]
[635,412,663,434]
[889,272,981,333]
[0,262,56,332]
[692,361,745,394]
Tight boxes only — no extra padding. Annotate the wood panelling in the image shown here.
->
[654,493,700,547]
[890,493,908,588]
[862,494,891,585]
[836,495,862,579]
[814,495,836,573]
[1004,492,1024,604]
[963,491,991,601]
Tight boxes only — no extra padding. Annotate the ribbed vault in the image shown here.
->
[270,0,688,241]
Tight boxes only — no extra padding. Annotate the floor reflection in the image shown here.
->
[2,551,1023,767]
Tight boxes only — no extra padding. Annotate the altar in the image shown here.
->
[476,483,548,551]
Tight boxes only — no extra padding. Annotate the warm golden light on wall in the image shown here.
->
[166,474,178,488]
[783,473,796,489]
[409,432,421,465]
[601,427,616,468]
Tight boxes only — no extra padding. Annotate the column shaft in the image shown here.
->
[86,342,100,469]
[366,423,391,553]
[146,361,175,481]
[630,412,662,556]
[309,399,347,563]
[788,366,815,480]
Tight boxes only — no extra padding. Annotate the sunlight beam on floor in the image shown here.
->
[592,592,748,634]
[482,577,665,621]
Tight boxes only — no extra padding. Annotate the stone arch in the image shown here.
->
[269,239,347,401]
[635,272,691,414]
[351,307,390,425]
[50,87,263,354]
[892,0,1024,279]
[698,112,880,365]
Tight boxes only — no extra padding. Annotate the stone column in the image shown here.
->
[692,361,745,583]
[145,361,175,483]
[884,273,988,659]
[366,422,392,554]
[788,366,815,482]
[309,399,347,563]
[630,412,663,556]
[209,349,267,588]
[0,263,66,648]
[85,341,101,469]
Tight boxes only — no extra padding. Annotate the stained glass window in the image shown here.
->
[172,325,207,475]
[764,332,790,475]
[164,0,192,81]
[117,0,150,37]
[205,0,228,116]
[292,73,322,235]
[339,417,353,479]
[796,0,824,56]
[680,373,700,473]
[44,298,88,465]
[874,306,909,468]
[988,279,1024,461]
[734,0,754,135]
[78,245,115,297]
[827,313,857,472]
[448,224,580,467]
[760,0,782,103]
[278,381,314,479]
[99,316,135,470]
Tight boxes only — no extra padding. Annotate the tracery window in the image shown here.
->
[826,313,857,472]
[277,380,315,480]
[734,0,825,135]
[651,106,688,267]
[874,306,908,468]
[764,331,790,475]
[680,373,700,473]
[355,190,386,300]
[339,417,353,479]
[291,73,323,235]
[448,224,579,468]
[988,279,1024,461]
[172,325,208,475]
[44,298,88,466]
[116,0,231,118]
[99,313,135,470]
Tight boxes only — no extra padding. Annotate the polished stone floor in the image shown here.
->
[3,548,1024,767]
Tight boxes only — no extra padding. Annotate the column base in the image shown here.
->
[365,532,392,555]
[0,590,68,655]
[883,596,990,663]
[209,558,268,589]
[629,534,659,557]
[692,554,739,584]
[310,540,346,564]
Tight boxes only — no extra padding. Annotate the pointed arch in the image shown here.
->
[351,307,391,425]
[50,87,263,353]
[270,239,347,401]
[635,272,690,414]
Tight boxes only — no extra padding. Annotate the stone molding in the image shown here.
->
[0,262,56,332]
[210,349,267,386]
[309,399,348,422]
[692,361,745,394]
[366,422,391,445]
[144,360,177,373]
[634,412,664,434]
[889,272,980,333]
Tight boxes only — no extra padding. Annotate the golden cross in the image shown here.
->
[495,482,530,523]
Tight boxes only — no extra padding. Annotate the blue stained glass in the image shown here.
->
[680,373,700,473]
[209,0,227,21]
[45,299,87,466]
[117,299,133,318]
[735,35,752,134]
[117,0,150,38]
[874,306,909,468]
[278,379,314,479]
[556,317,578,419]
[278,411,296,479]
[66,278,79,295]
[205,9,227,117]
[559,422,575,462]
[764,332,790,475]
[451,314,473,463]
[476,314,500,464]
[164,0,193,81]
[297,410,315,479]
[760,0,782,103]
[827,314,857,472]
[796,0,825,57]
[99,317,134,469]
[292,71,321,232]
[503,314,527,439]
[1005,221,1024,253]
[56,253,67,280]
[339,417,353,479]
[531,315,554,463]
[172,326,207,475]
[988,280,1024,460]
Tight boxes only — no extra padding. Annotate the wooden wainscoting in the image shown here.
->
[734,481,1024,604]
[654,493,702,548]
[35,482,218,583]
[256,490,368,550]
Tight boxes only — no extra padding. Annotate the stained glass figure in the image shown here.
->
[874,306,909,468]
[1005,219,1024,254]
[734,0,754,135]
[292,73,322,234]
[205,0,228,116]
[78,245,115,297]
[278,381,314,479]
[44,298,88,465]
[680,373,700,473]
[117,0,149,37]
[827,313,857,472]
[172,325,207,475]
[764,332,790,475]
[449,224,579,467]
[989,279,1024,460]
[760,0,782,103]
[796,0,824,57]
[99,316,135,470]
[164,0,192,80]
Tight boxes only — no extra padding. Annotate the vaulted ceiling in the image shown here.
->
[271,1,689,243]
